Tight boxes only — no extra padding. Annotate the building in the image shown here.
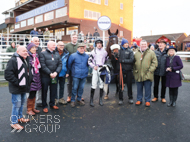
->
[141,33,187,50]
[2,0,133,43]
[182,35,190,51]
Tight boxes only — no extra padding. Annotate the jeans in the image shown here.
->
[136,80,152,102]
[41,77,57,108]
[11,93,26,124]
[153,75,166,98]
[57,77,66,99]
[71,77,86,102]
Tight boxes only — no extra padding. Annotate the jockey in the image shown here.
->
[88,39,108,107]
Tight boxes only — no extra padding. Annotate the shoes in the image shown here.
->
[151,98,158,102]
[18,118,30,123]
[71,102,75,108]
[118,100,123,105]
[59,98,67,105]
[43,108,48,113]
[77,100,85,106]
[67,96,71,103]
[104,95,109,100]
[145,102,150,107]
[172,102,176,107]
[128,99,133,104]
[135,101,142,106]
[32,98,40,113]
[161,98,166,103]
[50,106,59,109]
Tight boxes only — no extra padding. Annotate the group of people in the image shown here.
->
[78,29,100,43]
[5,32,184,130]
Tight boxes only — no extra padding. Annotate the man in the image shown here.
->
[88,39,108,107]
[40,41,62,113]
[5,46,33,130]
[93,29,100,40]
[111,38,134,105]
[31,37,43,107]
[152,39,167,103]
[30,27,38,37]
[133,40,158,107]
[44,28,50,46]
[68,43,89,108]
[55,41,69,105]
[65,33,79,103]
[86,32,92,43]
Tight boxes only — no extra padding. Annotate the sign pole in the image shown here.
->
[103,30,105,48]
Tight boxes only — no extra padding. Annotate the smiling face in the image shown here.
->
[78,46,85,54]
[17,46,28,59]
[140,41,148,51]
[168,49,175,56]
[71,34,78,43]
[30,46,36,54]
[31,37,40,47]
[48,41,56,51]
[57,41,65,51]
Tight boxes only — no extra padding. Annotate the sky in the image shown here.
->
[0,0,190,38]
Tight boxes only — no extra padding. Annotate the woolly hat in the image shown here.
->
[27,43,36,51]
[166,46,177,53]
[121,38,128,46]
[110,44,120,51]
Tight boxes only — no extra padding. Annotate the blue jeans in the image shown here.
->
[57,77,66,99]
[11,93,26,124]
[71,77,86,102]
[136,80,152,102]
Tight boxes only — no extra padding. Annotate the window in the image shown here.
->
[85,0,101,4]
[15,23,20,29]
[55,28,65,40]
[120,17,123,24]
[120,31,123,37]
[120,3,123,10]
[105,0,108,5]
[84,10,101,20]
[27,18,34,26]
[66,26,78,35]
[35,15,43,23]
[21,20,26,27]
[10,25,14,32]
[45,11,54,21]
[56,7,67,18]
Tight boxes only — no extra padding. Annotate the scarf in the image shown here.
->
[28,52,41,74]
[58,48,64,56]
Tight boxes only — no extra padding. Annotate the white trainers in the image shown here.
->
[59,98,67,105]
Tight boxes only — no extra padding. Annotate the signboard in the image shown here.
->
[16,0,65,22]
[97,16,111,31]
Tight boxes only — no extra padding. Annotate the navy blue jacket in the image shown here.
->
[30,30,38,37]
[68,51,89,79]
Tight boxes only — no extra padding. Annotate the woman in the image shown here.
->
[27,43,41,115]
[166,46,183,107]
[6,42,16,52]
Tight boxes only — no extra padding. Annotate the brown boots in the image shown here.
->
[27,97,40,115]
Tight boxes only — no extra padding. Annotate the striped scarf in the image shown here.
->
[17,56,28,86]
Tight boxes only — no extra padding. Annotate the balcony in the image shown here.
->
[15,0,29,7]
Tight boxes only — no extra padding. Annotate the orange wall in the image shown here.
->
[69,0,133,39]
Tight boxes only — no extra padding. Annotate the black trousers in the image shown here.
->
[29,91,37,99]
[169,87,178,101]
[67,75,73,97]
[153,75,166,98]
[119,71,133,100]
[41,77,57,108]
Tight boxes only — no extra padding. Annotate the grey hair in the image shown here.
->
[140,40,147,45]
[31,37,39,41]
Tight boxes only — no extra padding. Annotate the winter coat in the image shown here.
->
[40,49,62,78]
[133,48,158,82]
[43,31,50,40]
[154,48,167,76]
[68,51,89,79]
[38,31,43,39]
[29,53,41,91]
[5,53,33,94]
[6,46,17,52]
[30,30,38,37]
[55,48,69,77]
[165,55,183,88]
[65,42,78,55]
[88,47,108,68]
[93,32,100,38]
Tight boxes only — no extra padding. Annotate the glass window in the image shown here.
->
[66,26,78,35]
[45,11,54,21]
[120,31,123,37]
[35,15,43,24]
[105,0,108,5]
[55,28,65,40]
[84,10,101,20]
[85,0,101,4]
[27,18,34,26]
[120,3,123,10]
[15,23,20,29]
[56,7,67,18]
[21,20,26,27]
[120,17,123,24]
[84,10,88,18]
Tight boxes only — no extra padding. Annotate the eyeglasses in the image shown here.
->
[58,45,64,47]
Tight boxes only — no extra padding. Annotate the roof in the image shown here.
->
[141,33,185,43]
[183,35,190,42]
[0,23,7,30]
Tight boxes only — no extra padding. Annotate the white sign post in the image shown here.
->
[97,16,111,48]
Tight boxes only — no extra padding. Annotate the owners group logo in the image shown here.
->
[10,115,61,133]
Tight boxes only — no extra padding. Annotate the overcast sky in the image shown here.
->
[0,0,190,38]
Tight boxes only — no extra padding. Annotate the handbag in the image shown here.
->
[179,71,185,80]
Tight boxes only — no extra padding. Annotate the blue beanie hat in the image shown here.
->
[121,38,128,46]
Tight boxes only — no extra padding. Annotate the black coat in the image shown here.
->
[154,48,167,76]
[111,47,134,73]
[40,49,62,78]
[5,53,33,94]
